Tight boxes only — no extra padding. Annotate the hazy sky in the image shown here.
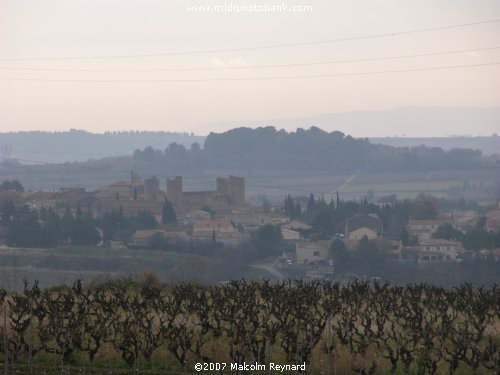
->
[1,0,499,136]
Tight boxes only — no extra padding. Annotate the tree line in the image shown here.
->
[130,127,487,175]
[0,201,159,248]
[283,192,500,250]
[283,192,439,242]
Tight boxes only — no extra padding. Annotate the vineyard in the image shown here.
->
[0,279,499,374]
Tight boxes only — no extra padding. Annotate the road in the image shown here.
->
[325,173,357,201]
[251,263,285,279]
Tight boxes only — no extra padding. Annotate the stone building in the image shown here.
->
[296,241,331,264]
[144,176,160,201]
[345,214,383,237]
[407,219,453,241]
[166,176,183,208]
[166,175,245,212]
[216,176,245,205]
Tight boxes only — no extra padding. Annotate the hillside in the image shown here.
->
[0,130,204,163]
[206,107,500,140]
[2,127,499,202]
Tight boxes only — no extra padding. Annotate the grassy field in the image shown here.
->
[0,245,275,291]
[241,167,500,202]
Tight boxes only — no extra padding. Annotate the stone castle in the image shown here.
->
[166,175,245,211]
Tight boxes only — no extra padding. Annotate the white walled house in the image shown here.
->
[417,239,462,262]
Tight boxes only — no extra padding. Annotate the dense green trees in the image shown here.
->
[282,192,439,239]
[203,127,484,172]
[432,219,500,250]
[101,209,158,241]
[432,223,464,241]
[2,203,100,247]
[1,202,160,247]
[130,127,486,175]
[250,224,285,257]
[283,194,301,218]
[0,179,24,192]
[161,199,177,225]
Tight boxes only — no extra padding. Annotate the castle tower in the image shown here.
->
[216,177,230,196]
[215,176,245,205]
[228,175,245,205]
[166,176,183,208]
[144,176,160,201]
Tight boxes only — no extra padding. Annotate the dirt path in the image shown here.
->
[325,174,357,200]
[251,263,285,279]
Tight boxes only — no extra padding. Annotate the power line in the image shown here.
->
[1,46,498,72]
[1,61,499,82]
[1,19,499,61]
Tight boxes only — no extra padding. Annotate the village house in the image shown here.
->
[345,214,383,238]
[417,239,462,262]
[191,218,246,245]
[97,199,162,221]
[407,219,454,241]
[181,209,212,225]
[95,173,163,202]
[26,188,100,216]
[282,220,312,231]
[96,180,134,201]
[348,227,378,241]
[485,208,500,232]
[477,248,500,262]
[222,212,288,232]
[281,227,301,240]
[343,236,400,253]
[295,241,331,264]
[448,210,479,232]
[192,219,238,237]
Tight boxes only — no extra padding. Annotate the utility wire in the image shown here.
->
[1,46,498,72]
[1,61,499,82]
[0,19,499,61]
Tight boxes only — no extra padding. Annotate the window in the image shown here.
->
[313,251,320,257]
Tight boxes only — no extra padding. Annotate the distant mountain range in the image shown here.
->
[0,130,204,163]
[369,136,500,156]
[207,106,500,138]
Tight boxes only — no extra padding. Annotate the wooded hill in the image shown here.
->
[1,127,496,191]
[135,126,487,172]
